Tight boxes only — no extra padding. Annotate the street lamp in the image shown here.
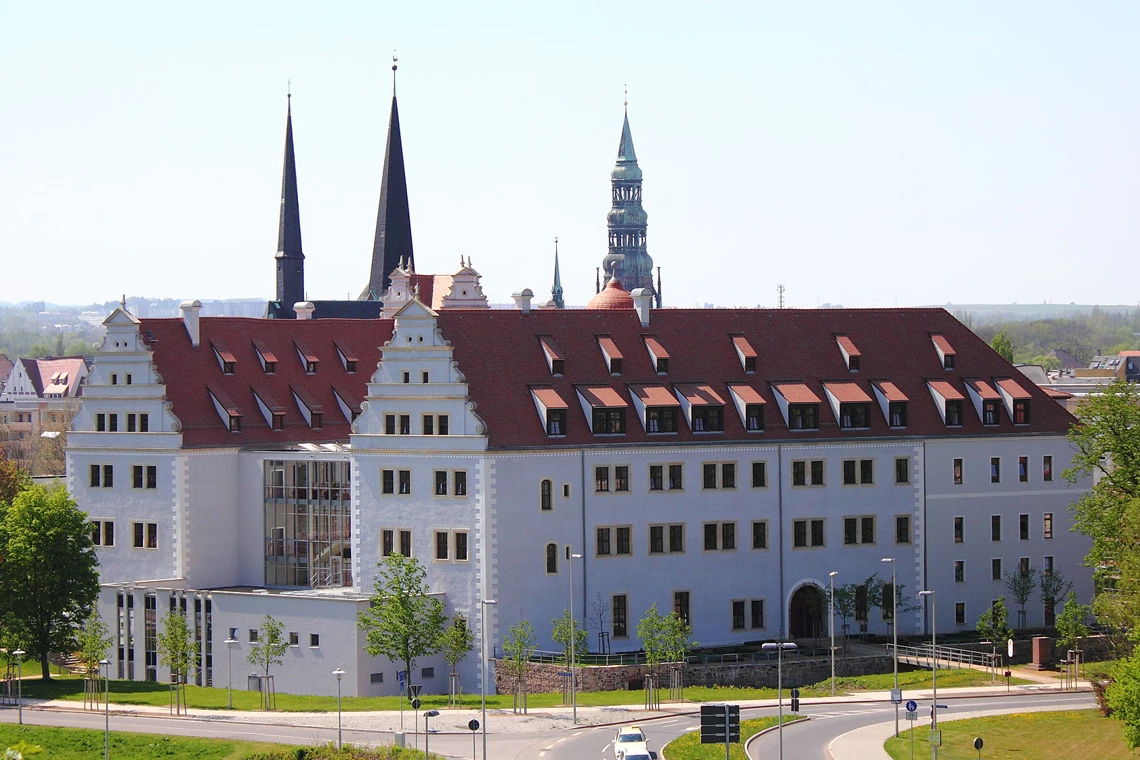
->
[332,668,346,749]
[881,556,899,737]
[12,648,24,725]
[99,657,110,760]
[828,573,838,697]
[761,641,798,760]
[568,551,583,725]
[919,590,937,760]
[480,599,498,760]
[424,709,440,758]
[223,637,237,709]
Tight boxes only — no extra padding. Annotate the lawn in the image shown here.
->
[883,709,1133,760]
[16,667,1021,713]
[0,724,438,760]
[662,715,803,760]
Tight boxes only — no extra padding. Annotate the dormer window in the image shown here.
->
[849,356,860,371]
[728,384,766,433]
[212,342,237,375]
[551,359,565,375]
[577,385,628,435]
[676,384,727,433]
[946,400,963,426]
[871,381,908,428]
[732,335,758,374]
[593,408,626,434]
[773,382,823,431]
[824,381,873,430]
[889,402,907,427]
[789,404,819,430]
[311,413,322,430]
[597,336,623,375]
[1014,400,1030,424]
[692,406,723,432]
[335,342,358,373]
[547,409,566,435]
[229,415,241,432]
[531,387,569,436]
[835,335,862,372]
[306,361,317,374]
[295,342,319,374]
[932,334,956,370]
[643,337,670,375]
[839,403,870,429]
[928,380,966,427]
[996,378,1032,425]
[539,337,566,377]
[982,400,1000,426]
[253,340,278,374]
[746,404,764,431]
[272,413,285,430]
[647,407,678,433]
[346,360,357,373]
[265,361,276,374]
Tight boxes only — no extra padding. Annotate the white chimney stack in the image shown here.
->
[512,289,534,314]
[179,299,202,347]
[631,288,652,327]
[294,301,316,320]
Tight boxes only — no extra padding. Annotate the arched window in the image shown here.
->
[540,479,553,511]
[545,543,558,574]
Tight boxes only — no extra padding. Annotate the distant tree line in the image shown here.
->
[969,307,1140,367]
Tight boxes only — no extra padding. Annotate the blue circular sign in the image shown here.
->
[906,700,918,712]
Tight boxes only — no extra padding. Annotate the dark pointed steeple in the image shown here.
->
[275,93,305,317]
[602,97,658,305]
[360,59,415,301]
[551,237,564,309]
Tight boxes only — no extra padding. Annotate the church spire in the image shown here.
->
[275,92,305,316]
[601,95,656,303]
[551,237,564,309]
[360,57,415,301]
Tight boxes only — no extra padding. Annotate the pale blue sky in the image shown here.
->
[3,2,1138,308]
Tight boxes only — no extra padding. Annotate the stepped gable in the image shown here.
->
[142,317,390,447]
[437,307,1078,450]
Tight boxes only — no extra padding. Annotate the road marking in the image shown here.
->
[556,737,568,743]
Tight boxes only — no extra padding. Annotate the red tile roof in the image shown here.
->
[675,383,726,406]
[773,382,822,404]
[965,378,1001,400]
[927,380,964,401]
[597,336,623,359]
[211,341,237,364]
[577,385,627,408]
[823,381,871,403]
[539,337,565,361]
[531,387,569,409]
[731,335,758,358]
[931,334,955,355]
[1044,387,1073,399]
[334,341,358,363]
[728,384,765,405]
[630,384,681,407]
[996,377,1032,399]
[871,380,908,402]
[644,336,670,359]
[252,340,278,365]
[835,335,861,357]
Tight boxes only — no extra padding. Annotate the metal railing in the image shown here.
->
[520,645,833,667]
[887,642,996,669]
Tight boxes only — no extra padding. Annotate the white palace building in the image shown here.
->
[66,275,1092,697]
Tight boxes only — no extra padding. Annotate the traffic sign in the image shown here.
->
[929,730,942,746]
[905,700,918,712]
[411,697,422,710]
[557,671,572,678]
[408,683,423,700]
[468,719,480,731]
[974,737,984,750]
[905,711,918,721]
[890,688,902,704]
[397,670,406,688]
[1008,638,1014,657]
[700,704,741,744]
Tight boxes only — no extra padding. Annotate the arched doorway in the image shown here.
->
[788,585,825,640]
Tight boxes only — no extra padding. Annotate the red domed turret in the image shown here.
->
[586,278,634,310]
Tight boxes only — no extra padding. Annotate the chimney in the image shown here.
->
[179,299,202,347]
[294,301,316,321]
[512,289,534,314]
[631,288,652,327]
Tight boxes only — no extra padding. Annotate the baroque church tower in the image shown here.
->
[601,105,660,306]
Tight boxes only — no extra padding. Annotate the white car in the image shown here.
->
[614,726,647,747]
[616,741,657,760]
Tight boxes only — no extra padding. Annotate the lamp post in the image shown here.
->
[223,637,237,709]
[12,648,24,725]
[332,668,345,749]
[480,599,497,760]
[568,551,582,725]
[919,590,937,760]
[424,709,440,759]
[762,641,797,760]
[828,573,837,697]
[99,657,110,760]
[881,557,899,737]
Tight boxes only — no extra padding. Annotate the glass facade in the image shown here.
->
[264,460,352,588]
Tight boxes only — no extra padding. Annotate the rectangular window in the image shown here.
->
[703,463,718,489]
[839,402,870,429]
[752,520,768,550]
[595,466,610,492]
[1019,514,1030,541]
[613,595,628,638]
[455,531,469,561]
[953,458,963,485]
[692,405,723,432]
[1044,555,1054,574]
[289,632,299,647]
[732,600,746,630]
[1043,513,1053,539]
[435,531,449,560]
[945,400,963,426]
[450,470,466,496]
[895,458,910,484]
[382,530,394,557]
[108,414,118,432]
[614,466,630,492]
[398,470,411,495]
[955,602,966,625]
[669,524,684,553]
[722,462,736,489]
[793,519,807,548]
[895,515,911,544]
[102,464,113,488]
[591,408,626,434]
[434,471,448,496]
[146,465,157,489]
[1019,456,1029,483]
[704,523,718,551]
[616,526,631,555]
[811,518,825,547]
[811,460,825,486]
[982,400,1000,426]
[646,407,677,433]
[955,516,964,543]
[889,401,907,427]
[382,469,395,494]
[673,591,690,626]
[97,413,106,431]
[954,560,964,583]
[843,460,856,485]
[596,527,612,556]
[991,515,1002,541]
[310,634,320,648]
[649,465,664,491]
[668,464,683,490]
[249,629,259,643]
[751,461,767,488]
[1019,556,1030,576]
[745,404,764,431]
[843,516,876,545]
[788,404,820,430]
[91,520,114,547]
[399,415,410,435]
[132,522,157,550]
[722,522,736,550]
[792,461,806,486]
[991,558,1002,581]
[547,408,566,435]
[843,459,874,485]
[649,525,664,554]
[1043,455,1053,481]
[133,465,144,489]
[423,415,434,436]
[385,415,396,435]
[991,457,1001,484]
[750,599,765,628]
[1013,400,1030,425]
[127,413,137,432]
[139,413,148,432]
[399,530,412,556]
[438,416,449,435]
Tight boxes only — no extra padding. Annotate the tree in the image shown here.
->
[1040,566,1074,626]
[1107,652,1140,750]
[589,593,610,653]
[0,452,30,508]
[501,620,537,714]
[157,609,198,714]
[831,584,858,652]
[636,603,695,674]
[0,484,100,679]
[75,611,112,676]
[976,596,1014,675]
[551,608,588,665]
[246,613,288,708]
[357,553,447,690]
[1055,591,1090,653]
[440,614,474,706]
[991,332,1015,362]
[1004,565,1038,629]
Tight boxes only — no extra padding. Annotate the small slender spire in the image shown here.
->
[551,237,564,309]
[275,90,305,315]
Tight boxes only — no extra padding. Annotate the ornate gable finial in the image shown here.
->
[392,53,398,93]
[624,83,628,111]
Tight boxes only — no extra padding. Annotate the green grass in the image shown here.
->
[16,666,1025,713]
[0,725,438,760]
[663,715,803,760]
[884,709,1132,760]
